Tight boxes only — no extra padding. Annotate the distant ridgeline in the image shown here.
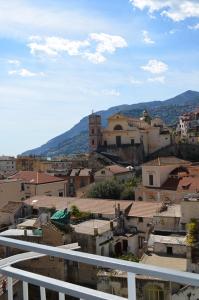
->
[22,90,199,158]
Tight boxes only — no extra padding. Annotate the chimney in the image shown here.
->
[117,203,121,216]
[110,221,114,231]
[94,227,98,236]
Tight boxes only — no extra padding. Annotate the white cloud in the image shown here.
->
[130,77,143,84]
[102,89,120,97]
[0,1,115,39]
[8,68,44,78]
[147,76,165,83]
[142,30,155,44]
[90,33,127,53]
[141,59,168,74]
[29,36,90,57]
[8,59,21,66]
[188,23,199,30]
[84,52,106,64]
[129,0,199,21]
[28,33,127,64]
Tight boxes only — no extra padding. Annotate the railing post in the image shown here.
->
[128,272,136,300]
[40,287,46,300]
[8,277,13,300]
[59,292,65,300]
[23,281,29,300]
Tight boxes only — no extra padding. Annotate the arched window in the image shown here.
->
[114,124,123,130]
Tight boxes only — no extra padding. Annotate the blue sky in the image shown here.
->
[1,0,199,155]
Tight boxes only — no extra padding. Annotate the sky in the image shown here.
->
[1,0,199,155]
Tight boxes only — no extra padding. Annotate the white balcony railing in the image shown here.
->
[0,236,199,300]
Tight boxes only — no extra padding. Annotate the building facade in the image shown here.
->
[89,112,171,159]
[0,156,16,176]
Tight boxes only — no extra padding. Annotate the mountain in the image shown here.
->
[22,90,199,157]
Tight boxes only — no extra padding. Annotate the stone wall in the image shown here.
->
[98,144,145,166]
[147,143,199,162]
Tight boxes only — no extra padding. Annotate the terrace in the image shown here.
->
[0,236,198,300]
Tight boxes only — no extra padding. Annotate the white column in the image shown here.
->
[23,281,29,300]
[8,277,13,300]
[128,272,136,300]
[40,287,46,300]
[59,292,65,300]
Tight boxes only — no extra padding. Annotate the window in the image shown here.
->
[49,256,54,261]
[114,124,123,130]
[92,139,95,145]
[91,128,94,134]
[138,236,145,249]
[138,217,143,223]
[21,183,25,191]
[149,174,154,186]
[59,192,63,197]
[131,139,135,145]
[116,136,121,146]
[101,170,105,175]
[181,223,186,230]
[167,246,173,255]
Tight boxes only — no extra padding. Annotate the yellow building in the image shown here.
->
[89,111,171,156]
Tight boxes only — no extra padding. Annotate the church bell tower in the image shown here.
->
[89,113,102,152]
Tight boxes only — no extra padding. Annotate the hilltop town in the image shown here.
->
[0,107,199,299]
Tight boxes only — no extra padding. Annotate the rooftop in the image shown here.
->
[127,201,163,218]
[70,169,81,176]
[17,219,37,229]
[73,219,113,235]
[24,195,133,216]
[105,164,131,174]
[9,171,66,184]
[79,168,92,176]
[143,156,190,167]
[154,205,181,218]
[141,253,187,272]
[0,229,42,237]
[148,234,187,246]
[0,201,22,214]
[0,156,15,161]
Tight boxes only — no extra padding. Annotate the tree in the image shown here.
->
[87,179,122,199]
[87,177,139,200]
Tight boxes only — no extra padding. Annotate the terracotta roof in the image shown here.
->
[9,171,65,184]
[170,166,189,175]
[161,175,199,192]
[105,165,131,174]
[0,201,22,214]
[161,178,180,190]
[24,195,132,216]
[178,176,199,191]
[127,201,163,218]
[143,156,191,167]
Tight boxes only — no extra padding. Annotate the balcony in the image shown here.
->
[0,236,198,300]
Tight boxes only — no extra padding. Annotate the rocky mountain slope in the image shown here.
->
[22,90,199,157]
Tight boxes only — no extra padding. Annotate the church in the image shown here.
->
[89,111,171,162]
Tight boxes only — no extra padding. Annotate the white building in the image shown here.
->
[0,156,16,176]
